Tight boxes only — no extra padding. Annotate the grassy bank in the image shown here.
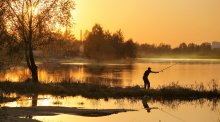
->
[0,81,219,100]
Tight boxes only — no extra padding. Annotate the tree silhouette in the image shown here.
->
[179,43,187,50]
[0,0,74,82]
[123,39,137,58]
[84,24,137,60]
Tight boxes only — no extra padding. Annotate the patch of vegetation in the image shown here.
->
[0,81,219,100]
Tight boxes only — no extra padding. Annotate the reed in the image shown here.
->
[0,80,219,100]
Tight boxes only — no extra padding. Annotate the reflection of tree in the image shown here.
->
[85,65,107,75]
[38,64,72,82]
[159,100,182,110]
[84,64,134,87]
[0,62,135,87]
[84,65,129,87]
[122,64,134,85]
[0,68,30,82]
[210,99,219,111]
[23,94,38,119]
[84,77,122,87]
[32,94,38,107]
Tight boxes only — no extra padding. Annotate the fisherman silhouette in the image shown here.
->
[143,67,159,89]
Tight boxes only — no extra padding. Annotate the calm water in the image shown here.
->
[1,94,220,122]
[1,59,220,122]
[0,58,220,89]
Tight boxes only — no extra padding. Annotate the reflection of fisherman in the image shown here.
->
[143,67,159,89]
[142,97,151,113]
[142,96,159,113]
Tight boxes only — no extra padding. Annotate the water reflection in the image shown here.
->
[0,67,30,82]
[31,94,38,107]
[0,63,133,87]
[1,95,220,122]
[0,60,220,88]
[2,94,219,111]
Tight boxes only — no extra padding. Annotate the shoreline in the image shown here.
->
[0,81,219,100]
[0,81,219,122]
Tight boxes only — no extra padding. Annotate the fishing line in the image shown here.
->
[159,63,177,72]
[158,108,185,122]
[140,106,185,122]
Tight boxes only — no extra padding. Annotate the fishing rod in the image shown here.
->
[159,63,177,72]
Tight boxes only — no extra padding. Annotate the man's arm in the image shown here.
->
[151,71,159,73]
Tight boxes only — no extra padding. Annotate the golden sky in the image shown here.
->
[72,0,220,47]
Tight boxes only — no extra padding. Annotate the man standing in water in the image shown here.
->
[143,67,159,89]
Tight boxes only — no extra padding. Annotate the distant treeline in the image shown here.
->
[137,42,220,58]
[82,24,220,59]
[1,23,220,64]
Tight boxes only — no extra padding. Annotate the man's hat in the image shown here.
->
[148,67,151,70]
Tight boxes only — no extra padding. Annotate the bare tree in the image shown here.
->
[0,0,74,82]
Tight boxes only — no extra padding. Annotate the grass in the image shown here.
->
[0,80,219,100]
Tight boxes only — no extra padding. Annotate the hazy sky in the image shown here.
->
[72,0,220,47]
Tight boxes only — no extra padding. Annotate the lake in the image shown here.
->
[1,58,220,89]
[1,94,219,122]
[1,58,220,122]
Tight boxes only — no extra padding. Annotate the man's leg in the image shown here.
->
[147,81,150,89]
[144,82,146,89]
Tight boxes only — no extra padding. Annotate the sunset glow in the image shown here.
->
[1,1,220,121]
[72,0,220,46]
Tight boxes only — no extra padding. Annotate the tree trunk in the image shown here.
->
[30,62,39,83]
[28,40,39,83]
[24,42,39,83]
[28,10,39,83]
[24,43,39,83]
